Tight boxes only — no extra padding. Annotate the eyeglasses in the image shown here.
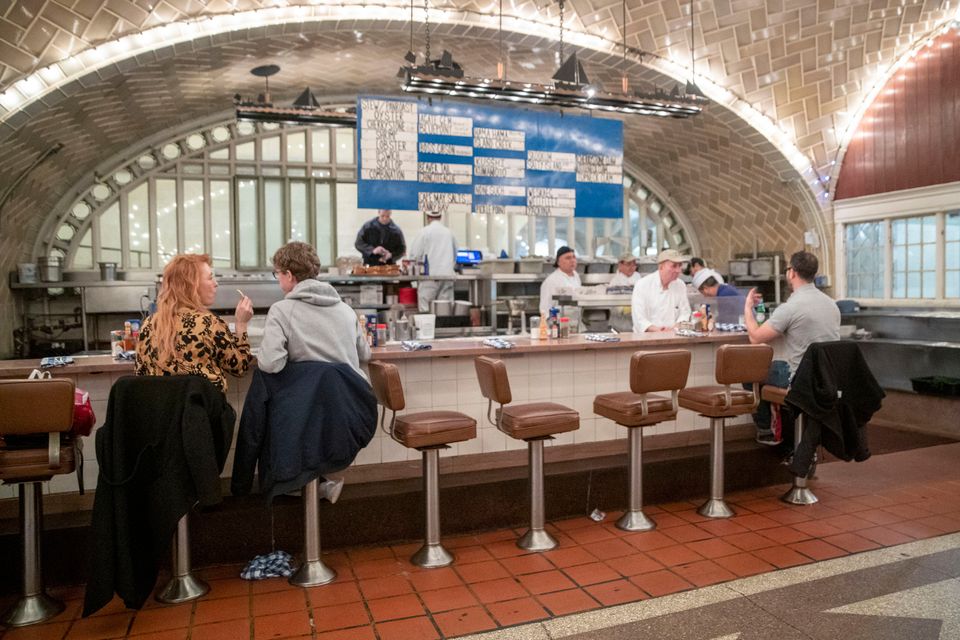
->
[272,270,285,279]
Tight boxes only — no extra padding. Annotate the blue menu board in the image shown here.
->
[357,96,623,218]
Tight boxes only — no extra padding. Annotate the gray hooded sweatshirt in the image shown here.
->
[257,279,371,379]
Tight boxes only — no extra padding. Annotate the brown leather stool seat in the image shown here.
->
[678,343,773,519]
[475,356,580,551]
[369,361,476,568]
[395,411,477,449]
[500,403,579,439]
[760,385,788,405]
[593,350,691,531]
[0,378,77,627]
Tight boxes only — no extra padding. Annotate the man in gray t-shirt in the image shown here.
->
[743,251,840,445]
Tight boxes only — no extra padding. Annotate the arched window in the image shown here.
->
[44,118,694,270]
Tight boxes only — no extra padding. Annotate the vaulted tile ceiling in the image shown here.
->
[0,0,955,276]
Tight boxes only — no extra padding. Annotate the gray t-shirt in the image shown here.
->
[767,283,841,375]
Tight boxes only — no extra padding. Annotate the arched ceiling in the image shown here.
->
[0,0,956,275]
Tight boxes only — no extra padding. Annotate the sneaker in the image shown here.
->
[319,477,344,504]
[756,431,781,446]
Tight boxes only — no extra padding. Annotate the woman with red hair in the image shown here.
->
[135,254,253,392]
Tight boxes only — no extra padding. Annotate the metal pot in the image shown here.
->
[432,299,455,316]
[454,300,472,317]
[99,261,117,281]
[37,256,62,282]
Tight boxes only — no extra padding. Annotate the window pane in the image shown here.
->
[312,129,330,163]
[335,182,364,260]
[208,147,229,160]
[947,212,960,242]
[289,181,308,242]
[236,141,255,161]
[574,218,589,256]
[554,217,570,251]
[210,180,231,268]
[533,216,549,256]
[448,211,468,250]
[286,132,306,163]
[99,203,122,264]
[237,179,259,267]
[513,214,531,257]
[315,183,333,266]
[472,212,489,253]
[947,271,959,298]
[155,179,178,265]
[264,180,284,261]
[261,136,281,162]
[335,128,354,164]
[74,228,93,268]
[491,213,509,257]
[128,183,150,268]
[183,180,204,255]
[922,271,936,298]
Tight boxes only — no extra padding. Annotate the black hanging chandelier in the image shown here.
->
[398,0,707,118]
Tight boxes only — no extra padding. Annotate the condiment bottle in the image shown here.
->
[376,323,387,345]
[539,315,548,341]
[755,299,767,324]
[559,317,570,339]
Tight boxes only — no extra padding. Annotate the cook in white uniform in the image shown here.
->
[608,253,641,288]
[539,246,582,317]
[408,210,458,313]
[631,249,692,333]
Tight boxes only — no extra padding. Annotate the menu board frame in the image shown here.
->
[357,95,624,219]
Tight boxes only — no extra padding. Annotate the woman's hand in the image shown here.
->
[234,294,254,334]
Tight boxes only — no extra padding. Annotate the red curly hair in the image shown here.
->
[150,254,212,365]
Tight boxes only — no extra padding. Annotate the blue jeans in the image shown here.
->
[745,360,791,433]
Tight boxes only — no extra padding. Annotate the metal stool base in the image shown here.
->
[782,486,819,505]
[411,543,454,568]
[517,529,558,552]
[156,575,209,604]
[289,561,337,587]
[616,510,656,532]
[698,498,734,519]
[1,593,65,627]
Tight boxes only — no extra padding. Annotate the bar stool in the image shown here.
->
[593,350,691,531]
[474,356,579,552]
[678,344,773,518]
[289,476,337,587]
[761,386,817,505]
[0,378,77,626]
[368,361,477,568]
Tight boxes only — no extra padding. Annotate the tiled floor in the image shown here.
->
[2,443,960,640]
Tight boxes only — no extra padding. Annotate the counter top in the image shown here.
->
[0,331,750,376]
[368,331,748,360]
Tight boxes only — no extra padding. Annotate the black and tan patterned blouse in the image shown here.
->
[135,310,252,393]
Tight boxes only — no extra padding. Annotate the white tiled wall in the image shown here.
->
[18,342,747,498]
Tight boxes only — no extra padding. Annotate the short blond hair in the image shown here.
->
[272,242,321,282]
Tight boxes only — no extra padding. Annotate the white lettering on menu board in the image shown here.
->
[474,185,527,197]
[474,128,525,151]
[576,154,623,184]
[527,150,576,173]
[527,187,576,217]
[419,114,473,137]
[475,156,525,179]
[419,192,473,214]
[419,142,473,156]
[418,162,473,185]
[474,204,528,215]
[359,99,418,181]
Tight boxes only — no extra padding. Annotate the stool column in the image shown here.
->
[518,438,558,551]
[290,478,337,586]
[1,482,64,627]
[156,514,209,603]
[411,448,454,568]
[617,428,655,531]
[698,418,734,518]
[781,414,818,505]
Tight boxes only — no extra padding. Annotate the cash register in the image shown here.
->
[456,249,483,268]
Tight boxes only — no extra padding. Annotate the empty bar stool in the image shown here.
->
[593,350,691,531]
[0,378,77,626]
[368,361,476,568]
[474,356,579,551]
[761,386,817,505]
[678,344,773,518]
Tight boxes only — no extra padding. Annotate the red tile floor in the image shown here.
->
[2,443,960,640]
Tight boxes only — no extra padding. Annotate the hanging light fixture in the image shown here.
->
[234,64,357,126]
[398,0,706,118]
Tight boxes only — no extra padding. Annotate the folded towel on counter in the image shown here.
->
[483,338,516,349]
[240,550,294,580]
[40,356,74,368]
[584,334,621,342]
[716,323,747,332]
[401,340,432,351]
[674,328,707,338]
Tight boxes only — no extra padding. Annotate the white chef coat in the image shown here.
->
[539,269,582,316]
[409,220,458,312]
[631,271,691,333]
[608,270,641,288]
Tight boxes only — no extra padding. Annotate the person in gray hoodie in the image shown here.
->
[258,241,371,379]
